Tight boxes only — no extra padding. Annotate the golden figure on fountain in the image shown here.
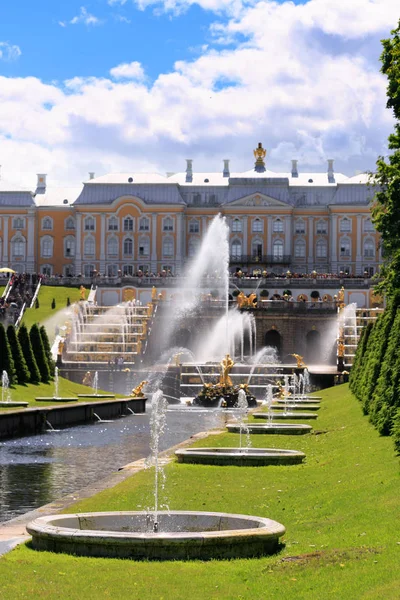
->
[291,354,306,368]
[337,286,345,310]
[79,285,86,300]
[151,286,157,301]
[275,381,291,400]
[131,381,148,398]
[219,354,234,389]
[82,371,92,386]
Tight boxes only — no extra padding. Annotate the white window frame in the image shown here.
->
[41,235,54,258]
[340,217,351,233]
[316,220,327,235]
[316,239,327,259]
[273,239,284,259]
[189,219,200,233]
[340,237,351,258]
[107,236,119,257]
[123,216,134,232]
[108,216,119,231]
[123,237,134,257]
[252,218,263,233]
[65,217,75,230]
[363,238,375,259]
[294,239,306,258]
[84,216,96,231]
[83,235,96,256]
[162,236,174,257]
[295,219,306,235]
[42,216,53,231]
[138,237,150,257]
[64,235,75,258]
[273,218,283,233]
[139,217,150,231]
[163,217,174,232]
[13,217,25,230]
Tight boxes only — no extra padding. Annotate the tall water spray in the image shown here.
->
[148,389,168,533]
[1,371,11,404]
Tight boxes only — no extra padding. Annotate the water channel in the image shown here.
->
[0,407,226,523]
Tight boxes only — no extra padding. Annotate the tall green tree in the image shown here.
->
[0,323,16,385]
[29,324,50,383]
[18,323,41,384]
[6,324,29,384]
[40,325,55,378]
[372,21,400,295]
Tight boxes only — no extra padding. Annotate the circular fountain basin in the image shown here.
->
[175,447,305,466]
[27,511,285,560]
[227,423,312,435]
[254,412,318,420]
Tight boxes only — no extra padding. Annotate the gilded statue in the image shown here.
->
[275,381,291,400]
[253,142,267,163]
[82,371,92,386]
[79,285,86,300]
[248,293,257,307]
[219,354,234,389]
[337,286,345,309]
[57,340,65,355]
[291,354,306,368]
[151,286,157,301]
[131,380,148,398]
[338,341,345,358]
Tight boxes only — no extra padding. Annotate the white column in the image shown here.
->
[330,214,338,272]
[75,213,82,275]
[100,214,106,273]
[176,213,183,274]
[267,216,273,256]
[356,215,362,275]
[151,214,158,272]
[284,216,291,256]
[242,217,248,256]
[202,216,208,234]
[26,210,35,273]
[3,216,9,264]
[307,216,314,271]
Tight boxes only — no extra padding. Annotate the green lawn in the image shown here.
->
[0,385,399,599]
[0,376,124,410]
[22,286,81,331]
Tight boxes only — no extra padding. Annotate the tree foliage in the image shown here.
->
[18,323,41,384]
[40,325,55,377]
[29,324,50,383]
[7,324,29,385]
[0,323,16,385]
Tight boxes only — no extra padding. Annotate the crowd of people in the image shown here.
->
[0,272,41,324]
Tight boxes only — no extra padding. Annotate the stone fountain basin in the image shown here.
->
[275,398,321,406]
[227,423,312,435]
[175,447,305,466]
[254,412,318,420]
[273,403,321,411]
[27,511,285,560]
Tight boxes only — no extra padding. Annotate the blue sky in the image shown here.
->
[0,0,399,187]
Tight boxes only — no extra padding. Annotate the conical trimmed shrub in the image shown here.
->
[29,324,50,383]
[0,323,16,385]
[40,325,55,378]
[7,324,29,384]
[18,323,41,384]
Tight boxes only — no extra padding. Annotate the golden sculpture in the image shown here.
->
[291,354,306,368]
[253,142,267,166]
[237,292,257,309]
[219,354,234,389]
[338,340,345,358]
[151,286,157,301]
[337,286,345,310]
[131,380,148,398]
[79,285,86,300]
[82,371,92,386]
[147,302,153,317]
[57,340,65,355]
[275,381,291,400]
[248,293,257,307]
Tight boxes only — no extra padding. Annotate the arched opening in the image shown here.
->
[265,330,282,359]
[306,330,321,364]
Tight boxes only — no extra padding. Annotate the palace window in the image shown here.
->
[108,216,118,231]
[107,237,119,256]
[139,217,150,231]
[42,217,53,230]
[340,217,351,233]
[107,264,118,277]
[364,239,375,258]
[163,217,174,232]
[316,239,327,258]
[64,236,75,257]
[340,238,351,257]
[252,239,263,258]
[232,218,242,233]
[273,218,284,233]
[12,236,26,257]
[294,239,306,258]
[123,217,134,232]
[189,220,200,233]
[13,217,25,230]
[139,238,150,257]
[41,265,52,277]
[84,236,95,256]
[123,238,133,256]
[295,219,305,234]
[65,217,75,230]
[163,238,174,257]
[123,265,134,276]
[188,238,200,258]
[84,264,95,277]
[364,218,375,233]
[316,220,327,234]
[252,218,263,233]
[231,239,242,259]
[41,236,53,258]
[273,239,284,259]
[84,216,95,231]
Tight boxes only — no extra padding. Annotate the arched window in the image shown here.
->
[84,236,95,256]
[163,237,174,257]
[123,265,134,276]
[65,217,75,230]
[189,220,200,233]
[364,238,375,258]
[232,218,242,233]
[42,217,53,230]
[294,239,306,258]
[64,236,75,257]
[41,264,52,276]
[316,220,327,234]
[295,219,305,234]
[252,238,263,258]
[107,237,119,256]
[108,216,118,231]
[84,264,95,277]
[84,216,95,231]
[340,217,351,233]
[13,217,25,229]
[123,217,133,232]
[273,239,283,259]
[12,235,26,257]
[188,238,200,258]
[139,217,150,231]
[139,237,150,257]
[123,237,133,256]
[273,218,283,233]
[41,236,53,258]
[364,218,375,233]
[107,264,118,277]
[340,238,351,257]
[63,264,74,277]
[163,217,174,232]
[231,239,242,259]
[316,239,327,258]
[252,218,263,233]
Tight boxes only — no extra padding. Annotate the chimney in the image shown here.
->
[185,159,193,183]
[36,173,47,193]
[89,172,95,180]
[291,160,298,178]
[223,159,230,178]
[327,159,335,183]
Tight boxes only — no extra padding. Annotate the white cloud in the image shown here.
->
[0,42,21,61]
[59,6,102,27]
[114,14,132,23]
[110,61,145,80]
[1,0,400,188]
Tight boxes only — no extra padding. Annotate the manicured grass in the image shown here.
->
[22,286,81,330]
[0,385,399,599]
[0,376,124,410]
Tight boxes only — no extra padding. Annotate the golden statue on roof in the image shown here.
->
[253,142,267,170]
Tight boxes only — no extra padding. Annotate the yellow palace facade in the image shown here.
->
[0,144,379,278]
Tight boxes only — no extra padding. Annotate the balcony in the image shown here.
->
[229,254,291,265]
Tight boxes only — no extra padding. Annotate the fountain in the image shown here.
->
[27,384,286,559]
[0,370,28,407]
[35,366,78,403]
[77,371,116,399]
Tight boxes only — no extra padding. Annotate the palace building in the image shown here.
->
[0,144,379,278]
